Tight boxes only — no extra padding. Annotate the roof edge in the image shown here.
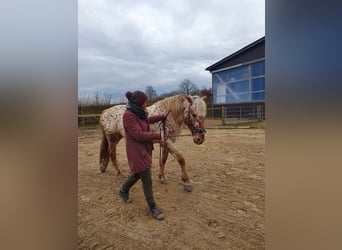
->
[205,36,265,71]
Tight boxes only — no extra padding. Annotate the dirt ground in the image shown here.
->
[78,123,265,249]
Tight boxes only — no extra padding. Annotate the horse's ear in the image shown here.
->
[201,96,207,101]
[185,95,193,104]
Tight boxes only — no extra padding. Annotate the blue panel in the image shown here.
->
[252,78,265,91]
[238,93,250,102]
[251,92,265,101]
[214,65,249,83]
[227,66,249,82]
[226,93,250,103]
[251,61,265,77]
[226,94,238,103]
[213,73,221,84]
[227,80,249,93]
[215,71,229,82]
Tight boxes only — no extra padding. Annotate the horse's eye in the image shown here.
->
[192,114,197,118]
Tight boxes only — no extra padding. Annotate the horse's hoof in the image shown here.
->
[100,166,106,173]
[184,183,192,192]
[159,178,168,184]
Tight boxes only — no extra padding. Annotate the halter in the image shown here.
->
[184,103,206,136]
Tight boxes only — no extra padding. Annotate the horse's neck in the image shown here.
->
[148,103,184,120]
[147,104,184,134]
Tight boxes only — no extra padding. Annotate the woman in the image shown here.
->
[118,90,167,220]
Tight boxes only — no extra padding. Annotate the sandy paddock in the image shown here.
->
[78,126,265,249]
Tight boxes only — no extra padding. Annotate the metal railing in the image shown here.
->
[78,105,265,126]
[207,105,265,124]
[225,105,265,121]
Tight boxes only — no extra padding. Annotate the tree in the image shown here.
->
[199,87,213,107]
[178,79,199,95]
[200,87,212,100]
[145,85,157,100]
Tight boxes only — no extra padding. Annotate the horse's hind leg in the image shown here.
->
[158,146,169,184]
[108,133,123,177]
[99,129,110,173]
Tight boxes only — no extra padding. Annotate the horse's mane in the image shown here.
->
[154,94,189,113]
[150,94,189,125]
[153,94,207,117]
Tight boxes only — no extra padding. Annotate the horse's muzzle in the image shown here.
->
[191,129,206,135]
[192,129,206,145]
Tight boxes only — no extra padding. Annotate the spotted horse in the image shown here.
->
[99,94,207,192]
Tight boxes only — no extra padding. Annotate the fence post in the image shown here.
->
[221,106,226,125]
[81,111,85,126]
[257,105,261,120]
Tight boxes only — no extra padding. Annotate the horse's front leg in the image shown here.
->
[158,145,169,184]
[166,141,192,192]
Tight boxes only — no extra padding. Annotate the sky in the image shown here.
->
[78,0,265,102]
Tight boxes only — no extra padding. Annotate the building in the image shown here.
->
[206,36,265,121]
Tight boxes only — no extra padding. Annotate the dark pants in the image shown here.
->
[121,169,155,208]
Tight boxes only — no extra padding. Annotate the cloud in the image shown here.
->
[78,0,265,99]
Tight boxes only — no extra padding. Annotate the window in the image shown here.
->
[251,61,265,77]
[251,78,265,92]
[228,80,249,93]
[251,92,265,101]
[214,66,248,84]
[213,60,265,104]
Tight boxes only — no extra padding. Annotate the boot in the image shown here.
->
[118,189,132,203]
[149,205,165,220]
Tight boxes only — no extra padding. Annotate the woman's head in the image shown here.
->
[125,91,147,107]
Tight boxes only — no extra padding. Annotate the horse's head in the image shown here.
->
[184,95,207,145]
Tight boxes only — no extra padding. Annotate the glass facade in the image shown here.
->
[213,60,265,104]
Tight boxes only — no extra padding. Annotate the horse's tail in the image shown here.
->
[99,120,109,172]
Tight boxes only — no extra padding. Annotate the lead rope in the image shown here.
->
[159,119,166,167]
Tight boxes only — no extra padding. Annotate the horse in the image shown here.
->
[99,94,207,192]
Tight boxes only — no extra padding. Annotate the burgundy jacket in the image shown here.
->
[123,110,165,173]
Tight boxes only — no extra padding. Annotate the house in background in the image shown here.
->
[206,36,265,121]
